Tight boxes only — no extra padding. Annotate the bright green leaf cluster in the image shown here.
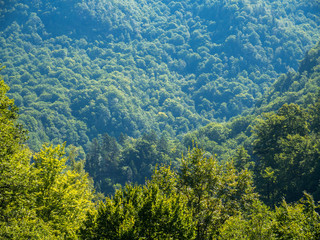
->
[0,78,95,239]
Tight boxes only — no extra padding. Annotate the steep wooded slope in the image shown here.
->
[1,0,320,150]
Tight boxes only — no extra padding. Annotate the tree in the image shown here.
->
[219,200,275,240]
[272,193,320,239]
[178,147,258,239]
[85,133,123,194]
[0,74,95,238]
[232,146,254,171]
[219,193,320,240]
[80,180,195,239]
[253,104,311,204]
[33,143,95,238]
[0,75,37,238]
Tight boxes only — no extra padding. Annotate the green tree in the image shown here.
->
[33,143,95,238]
[85,134,121,194]
[219,200,275,240]
[178,147,258,239]
[0,75,95,238]
[0,75,39,238]
[253,104,311,204]
[272,193,320,239]
[80,180,195,239]
[232,146,254,171]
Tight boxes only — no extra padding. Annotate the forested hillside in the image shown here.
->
[256,40,320,112]
[1,0,320,151]
[3,1,320,238]
[0,74,95,238]
[80,40,320,239]
[2,81,320,238]
[182,41,320,205]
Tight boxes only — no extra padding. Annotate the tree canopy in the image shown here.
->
[3,0,320,238]
[1,0,320,151]
[0,76,95,239]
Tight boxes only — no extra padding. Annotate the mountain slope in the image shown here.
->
[184,39,320,162]
[255,40,320,113]
[1,0,320,150]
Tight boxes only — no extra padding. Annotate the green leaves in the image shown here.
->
[178,147,258,239]
[3,0,320,153]
[253,104,316,204]
[219,200,275,240]
[32,144,95,238]
[0,78,34,237]
[0,81,95,238]
[82,146,260,239]
[253,102,320,205]
[272,193,320,239]
[85,132,183,195]
[81,181,195,240]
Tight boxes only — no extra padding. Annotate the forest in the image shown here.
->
[1,0,320,151]
[2,0,320,239]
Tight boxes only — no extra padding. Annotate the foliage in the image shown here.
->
[32,144,95,238]
[219,193,320,240]
[219,200,275,240]
[3,69,320,238]
[0,77,95,239]
[85,131,185,195]
[81,147,259,239]
[182,115,255,161]
[80,182,195,239]
[178,147,258,239]
[1,0,320,151]
[253,103,320,205]
[272,193,320,239]
[183,41,320,207]
[4,0,320,238]
[0,71,39,238]
[255,41,320,113]
[81,147,320,239]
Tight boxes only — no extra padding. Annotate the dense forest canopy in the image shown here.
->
[3,0,320,238]
[1,0,320,152]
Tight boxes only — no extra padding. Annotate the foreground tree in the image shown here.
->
[0,74,39,238]
[81,147,259,239]
[80,181,195,239]
[271,193,320,239]
[219,193,320,240]
[253,103,320,204]
[0,74,95,239]
[33,144,95,238]
[178,147,258,239]
[219,199,275,240]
